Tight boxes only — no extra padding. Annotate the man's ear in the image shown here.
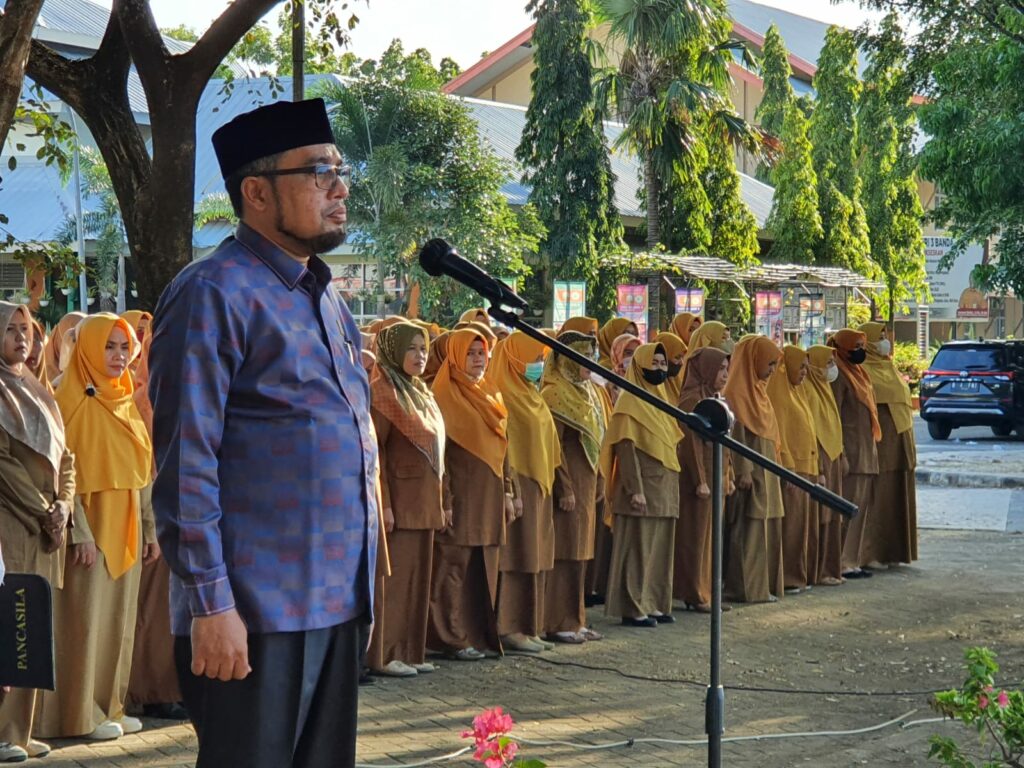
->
[241,176,273,213]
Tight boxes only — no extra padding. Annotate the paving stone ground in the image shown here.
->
[36,527,1024,767]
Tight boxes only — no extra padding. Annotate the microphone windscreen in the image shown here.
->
[418,238,453,277]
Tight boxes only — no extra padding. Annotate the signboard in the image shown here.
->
[799,293,826,347]
[755,291,784,346]
[552,280,586,328]
[921,236,987,321]
[617,284,648,341]
[674,288,705,316]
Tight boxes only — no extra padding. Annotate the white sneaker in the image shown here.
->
[25,740,50,758]
[119,716,143,735]
[376,660,417,677]
[0,742,28,762]
[85,721,123,741]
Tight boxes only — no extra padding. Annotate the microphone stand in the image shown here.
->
[483,302,857,768]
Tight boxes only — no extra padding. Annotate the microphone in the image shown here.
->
[418,238,529,312]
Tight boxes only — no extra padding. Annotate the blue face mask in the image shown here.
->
[524,361,545,382]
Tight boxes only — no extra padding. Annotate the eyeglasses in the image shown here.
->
[255,163,352,191]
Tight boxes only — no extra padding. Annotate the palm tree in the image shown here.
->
[593,0,764,249]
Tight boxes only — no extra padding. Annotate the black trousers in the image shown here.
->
[175,617,369,768]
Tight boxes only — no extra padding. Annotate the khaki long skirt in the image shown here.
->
[126,557,181,707]
[605,515,675,619]
[426,543,501,655]
[724,503,783,603]
[543,560,586,634]
[841,473,875,572]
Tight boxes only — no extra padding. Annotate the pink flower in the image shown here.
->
[464,708,519,767]
[979,694,990,710]
[997,691,1010,709]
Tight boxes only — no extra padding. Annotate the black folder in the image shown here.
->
[0,573,55,690]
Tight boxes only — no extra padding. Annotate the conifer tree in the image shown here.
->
[766,101,822,263]
[754,24,793,182]
[704,128,760,267]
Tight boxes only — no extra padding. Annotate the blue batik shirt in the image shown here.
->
[148,223,378,635]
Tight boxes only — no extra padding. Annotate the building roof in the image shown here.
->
[0,160,79,243]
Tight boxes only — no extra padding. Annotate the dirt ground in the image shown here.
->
[38,528,1024,768]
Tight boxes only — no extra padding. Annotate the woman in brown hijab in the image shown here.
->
[26,319,51,392]
[0,303,75,762]
[125,330,185,718]
[422,330,451,385]
[370,321,447,676]
[603,342,683,626]
[828,329,881,579]
[673,346,733,612]
[542,331,605,642]
[43,311,86,382]
[492,332,560,653]
[803,346,845,586]
[722,335,785,603]
[766,346,819,595]
[858,323,917,566]
[428,328,513,660]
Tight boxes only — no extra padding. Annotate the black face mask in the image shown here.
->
[667,361,683,378]
[642,368,669,385]
[847,348,867,365]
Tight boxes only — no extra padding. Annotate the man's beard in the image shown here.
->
[275,203,347,254]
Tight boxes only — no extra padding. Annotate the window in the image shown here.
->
[0,254,26,293]
[931,346,1005,372]
[330,262,405,324]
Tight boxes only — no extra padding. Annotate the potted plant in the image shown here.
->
[8,288,31,304]
[38,291,51,308]
[86,286,97,306]
[130,282,139,298]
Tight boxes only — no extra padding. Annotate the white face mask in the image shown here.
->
[825,364,839,383]
[590,373,608,388]
[876,339,892,357]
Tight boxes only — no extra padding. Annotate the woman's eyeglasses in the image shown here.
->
[255,163,352,191]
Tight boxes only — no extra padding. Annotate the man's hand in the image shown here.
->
[70,542,97,569]
[191,609,251,682]
[558,493,576,512]
[142,541,161,566]
[383,507,395,533]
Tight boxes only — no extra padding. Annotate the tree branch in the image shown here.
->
[113,0,168,93]
[24,39,90,112]
[0,0,46,150]
[184,0,282,85]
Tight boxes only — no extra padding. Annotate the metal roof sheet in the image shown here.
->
[0,160,78,242]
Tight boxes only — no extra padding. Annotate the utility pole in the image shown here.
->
[292,0,304,101]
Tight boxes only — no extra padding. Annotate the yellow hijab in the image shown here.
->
[681,321,731,378]
[804,345,844,461]
[653,331,687,405]
[459,307,490,325]
[722,335,782,446]
[44,311,86,382]
[560,316,599,336]
[670,312,701,347]
[490,331,560,494]
[55,314,151,578]
[766,345,818,475]
[431,329,508,477]
[598,317,635,367]
[601,342,683,475]
[858,322,914,434]
[541,331,604,469]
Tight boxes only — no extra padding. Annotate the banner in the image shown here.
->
[552,281,586,328]
[617,284,648,341]
[755,291,784,347]
[674,288,705,316]
[799,293,826,347]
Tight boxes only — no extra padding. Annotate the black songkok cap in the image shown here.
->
[212,98,336,180]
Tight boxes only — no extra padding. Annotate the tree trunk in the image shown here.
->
[644,153,660,250]
[0,0,46,152]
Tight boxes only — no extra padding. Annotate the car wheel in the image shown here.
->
[992,423,1014,437]
[928,421,952,440]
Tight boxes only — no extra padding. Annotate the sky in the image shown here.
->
[125,0,884,71]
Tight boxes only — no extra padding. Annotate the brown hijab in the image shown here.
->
[722,335,782,445]
[44,311,86,382]
[678,346,729,410]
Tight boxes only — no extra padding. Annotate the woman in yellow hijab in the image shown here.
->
[491,332,560,653]
[858,322,917,567]
[828,329,881,579]
[653,331,687,404]
[35,314,154,741]
[766,346,819,595]
[670,312,701,347]
[602,343,683,626]
[803,345,845,587]
[428,329,512,660]
[541,331,605,642]
[560,316,599,337]
[597,317,638,368]
[0,303,75,760]
[721,335,785,603]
